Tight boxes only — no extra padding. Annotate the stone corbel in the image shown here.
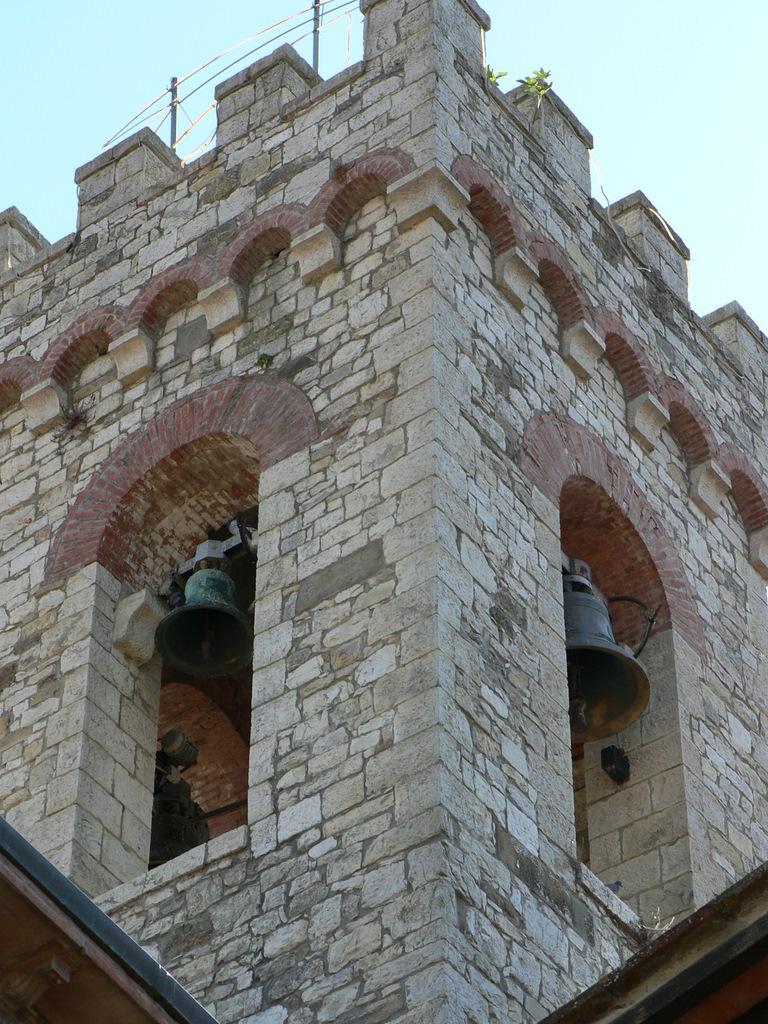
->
[291,224,342,282]
[113,589,166,665]
[627,391,670,451]
[21,381,66,434]
[108,328,154,385]
[690,459,730,519]
[749,525,768,579]
[387,165,470,234]
[0,942,76,1012]
[561,319,605,379]
[495,247,539,311]
[198,277,244,336]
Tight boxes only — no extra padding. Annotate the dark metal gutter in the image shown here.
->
[544,860,768,1023]
[0,816,219,1024]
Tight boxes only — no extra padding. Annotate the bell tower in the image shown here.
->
[2,0,768,1021]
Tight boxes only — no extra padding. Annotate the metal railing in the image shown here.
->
[103,1,362,165]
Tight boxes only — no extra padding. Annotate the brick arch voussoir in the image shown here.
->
[451,155,528,257]
[719,443,768,534]
[593,308,657,400]
[520,412,705,657]
[220,378,317,467]
[658,376,719,466]
[219,205,311,289]
[527,234,594,329]
[0,357,38,410]
[44,375,319,584]
[126,257,216,338]
[309,148,413,235]
[40,307,125,388]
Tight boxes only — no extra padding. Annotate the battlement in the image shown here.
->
[74,128,181,230]
[1,25,762,468]
[609,190,690,303]
[0,206,49,270]
[2,7,760,365]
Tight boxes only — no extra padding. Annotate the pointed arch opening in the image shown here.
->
[522,414,702,921]
[560,478,670,876]
[42,375,317,880]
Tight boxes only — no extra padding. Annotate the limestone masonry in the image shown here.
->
[2,0,768,1021]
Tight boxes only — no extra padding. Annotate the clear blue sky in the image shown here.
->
[1,1,766,332]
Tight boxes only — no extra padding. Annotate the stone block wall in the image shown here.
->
[0,207,49,271]
[2,0,768,1021]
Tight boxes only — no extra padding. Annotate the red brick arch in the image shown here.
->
[451,155,529,256]
[658,376,719,466]
[449,156,594,329]
[0,356,37,410]
[520,413,705,657]
[218,205,311,289]
[309,148,413,235]
[126,257,216,338]
[719,444,768,534]
[39,308,125,388]
[526,234,595,329]
[45,375,318,586]
[594,308,656,400]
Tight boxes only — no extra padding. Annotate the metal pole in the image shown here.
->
[194,798,248,822]
[170,76,178,149]
[313,0,321,73]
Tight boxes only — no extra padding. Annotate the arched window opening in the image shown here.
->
[149,508,256,869]
[559,478,677,910]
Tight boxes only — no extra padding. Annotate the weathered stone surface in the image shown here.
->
[627,391,669,451]
[748,525,768,579]
[294,541,385,614]
[109,328,154,384]
[610,190,690,303]
[198,278,243,336]
[561,319,605,378]
[113,589,165,665]
[495,247,539,311]
[75,128,179,229]
[21,381,65,433]
[291,224,342,282]
[0,206,49,269]
[690,459,731,518]
[388,165,469,234]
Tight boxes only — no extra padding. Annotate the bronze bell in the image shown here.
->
[563,563,651,742]
[149,729,207,867]
[155,564,253,676]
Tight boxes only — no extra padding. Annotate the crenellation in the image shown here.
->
[511,86,593,201]
[75,128,181,231]
[609,190,690,304]
[0,207,49,271]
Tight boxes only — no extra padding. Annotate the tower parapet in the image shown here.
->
[214,44,320,148]
[0,207,48,270]
[74,127,180,230]
[609,189,690,304]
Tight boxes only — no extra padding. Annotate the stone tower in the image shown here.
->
[2,0,768,1020]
